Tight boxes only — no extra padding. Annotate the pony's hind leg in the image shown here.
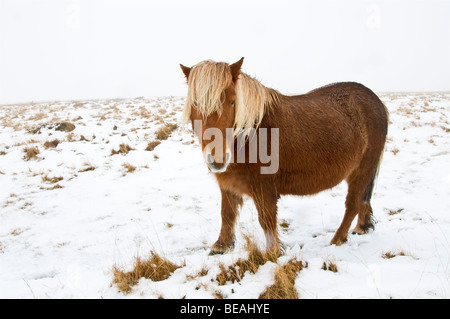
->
[330,189,361,246]
[352,202,374,235]
[352,160,377,235]
[331,161,378,245]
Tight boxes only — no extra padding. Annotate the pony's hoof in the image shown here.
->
[352,226,366,235]
[209,240,234,255]
[208,249,225,256]
[330,237,347,246]
[352,222,374,235]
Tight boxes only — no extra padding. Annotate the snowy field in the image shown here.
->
[0,93,449,299]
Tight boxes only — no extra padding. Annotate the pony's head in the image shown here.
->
[179,58,242,173]
[180,58,279,173]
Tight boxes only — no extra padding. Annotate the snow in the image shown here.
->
[0,93,449,299]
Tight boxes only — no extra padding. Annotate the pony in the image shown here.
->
[180,58,388,255]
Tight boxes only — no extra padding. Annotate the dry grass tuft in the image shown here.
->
[41,175,63,184]
[145,141,161,151]
[55,121,76,132]
[111,143,134,155]
[43,139,61,149]
[322,260,338,273]
[23,146,40,161]
[213,290,224,299]
[155,123,178,141]
[382,250,407,259]
[122,162,136,173]
[387,208,404,216]
[441,125,450,133]
[112,252,183,294]
[139,106,152,118]
[28,122,76,134]
[79,166,95,172]
[43,184,63,190]
[216,236,278,285]
[186,267,209,281]
[279,220,290,231]
[259,257,307,299]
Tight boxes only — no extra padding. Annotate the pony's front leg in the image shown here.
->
[210,189,243,255]
[252,189,280,254]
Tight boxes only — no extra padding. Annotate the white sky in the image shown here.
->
[0,0,449,104]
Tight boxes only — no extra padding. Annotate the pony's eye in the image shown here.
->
[231,100,236,106]
[193,101,198,107]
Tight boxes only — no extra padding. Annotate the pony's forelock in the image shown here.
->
[182,60,280,137]
[182,60,232,123]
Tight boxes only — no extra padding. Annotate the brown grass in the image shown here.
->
[216,236,278,285]
[43,139,61,149]
[28,122,76,134]
[41,175,63,184]
[138,106,152,118]
[259,257,307,299]
[42,184,63,190]
[111,143,134,155]
[279,220,290,231]
[186,267,209,281]
[441,125,450,133]
[322,260,338,273]
[66,133,76,142]
[55,121,76,132]
[155,123,178,141]
[23,146,40,161]
[112,252,183,294]
[382,250,407,259]
[387,208,404,216]
[79,166,95,172]
[145,141,161,151]
[122,163,136,173]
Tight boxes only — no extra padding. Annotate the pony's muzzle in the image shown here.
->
[206,152,231,173]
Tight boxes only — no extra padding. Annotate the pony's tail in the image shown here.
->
[363,144,386,203]
[363,169,377,203]
[364,101,389,203]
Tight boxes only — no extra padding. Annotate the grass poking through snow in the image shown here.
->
[216,236,278,285]
[145,141,161,151]
[155,123,178,141]
[23,146,40,161]
[111,143,134,155]
[112,252,184,294]
[259,257,307,299]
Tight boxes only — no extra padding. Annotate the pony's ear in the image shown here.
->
[180,64,191,80]
[230,57,244,82]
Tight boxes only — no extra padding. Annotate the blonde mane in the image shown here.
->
[182,60,280,136]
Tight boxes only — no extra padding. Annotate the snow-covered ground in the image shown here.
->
[0,93,449,299]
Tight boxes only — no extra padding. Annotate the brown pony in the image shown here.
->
[180,58,388,254]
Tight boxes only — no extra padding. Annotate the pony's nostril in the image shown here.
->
[207,153,213,164]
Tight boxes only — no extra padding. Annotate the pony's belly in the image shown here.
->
[216,167,348,198]
[276,169,349,196]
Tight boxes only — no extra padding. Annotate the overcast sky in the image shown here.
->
[0,0,449,104]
